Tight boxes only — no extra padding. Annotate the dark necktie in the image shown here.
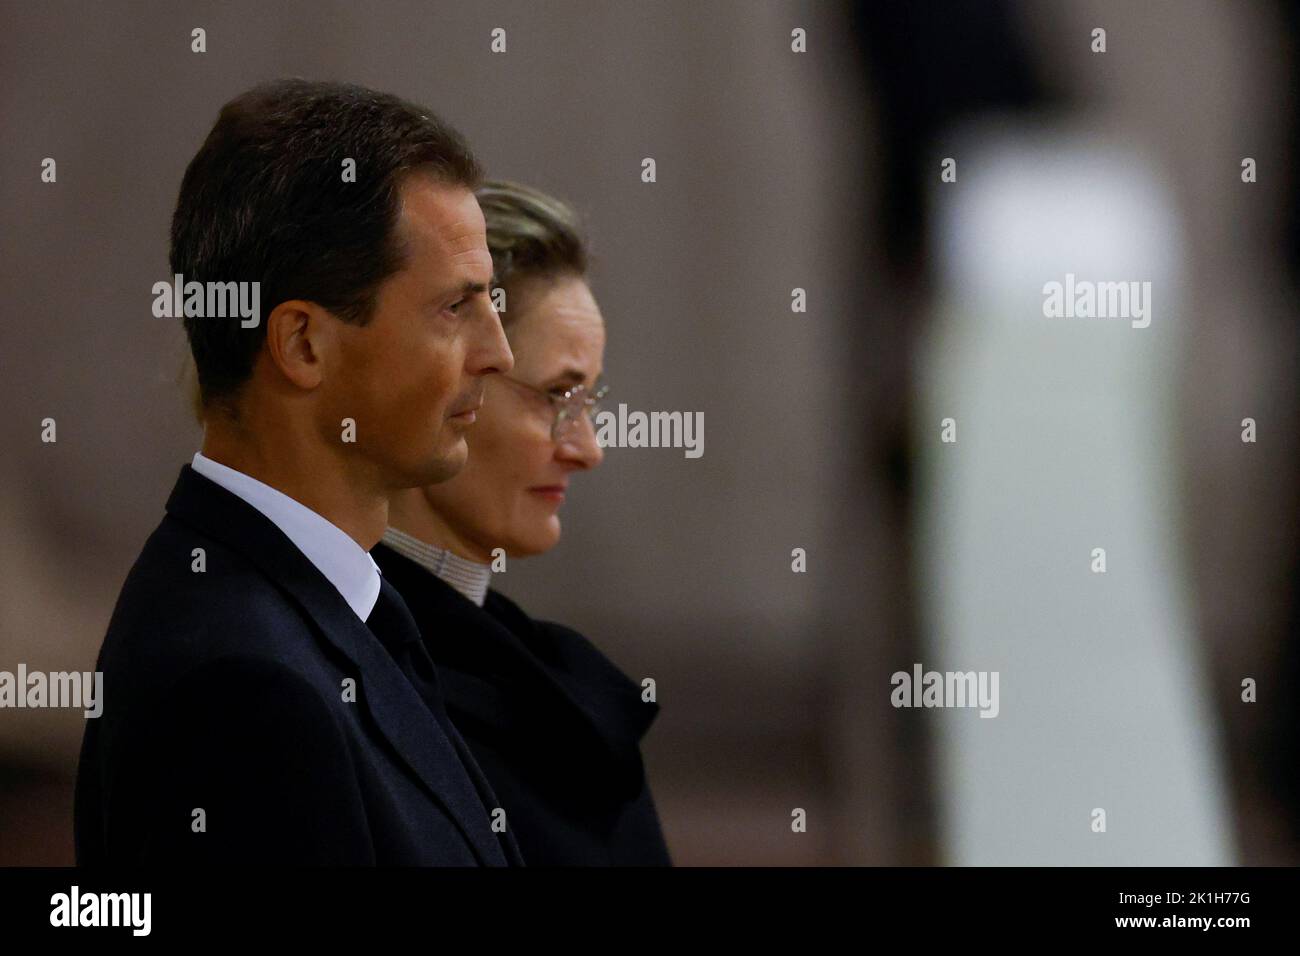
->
[365,575,523,865]
[367,576,454,726]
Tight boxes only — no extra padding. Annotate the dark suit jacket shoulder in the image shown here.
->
[75,465,520,866]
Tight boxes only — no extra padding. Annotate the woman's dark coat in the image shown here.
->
[372,542,672,866]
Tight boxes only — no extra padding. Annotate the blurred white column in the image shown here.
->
[915,124,1235,864]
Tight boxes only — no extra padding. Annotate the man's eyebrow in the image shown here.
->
[431,279,489,303]
[456,279,489,296]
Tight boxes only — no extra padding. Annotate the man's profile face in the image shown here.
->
[326,173,513,489]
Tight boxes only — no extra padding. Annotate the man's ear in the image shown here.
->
[264,300,331,391]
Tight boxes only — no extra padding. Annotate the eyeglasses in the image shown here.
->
[497,375,610,441]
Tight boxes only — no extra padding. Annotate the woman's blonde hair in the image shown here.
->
[475,180,588,329]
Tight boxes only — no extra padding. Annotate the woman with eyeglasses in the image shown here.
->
[373,180,672,866]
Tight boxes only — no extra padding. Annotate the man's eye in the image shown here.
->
[448,299,467,314]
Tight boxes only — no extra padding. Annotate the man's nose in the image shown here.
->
[469,298,513,375]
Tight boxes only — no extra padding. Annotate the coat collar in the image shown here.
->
[372,542,660,799]
[165,465,513,865]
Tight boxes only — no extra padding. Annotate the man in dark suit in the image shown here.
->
[74,79,520,865]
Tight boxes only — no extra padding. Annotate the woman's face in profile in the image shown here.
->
[420,272,606,560]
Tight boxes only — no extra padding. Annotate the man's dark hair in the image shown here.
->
[171,79,483,411]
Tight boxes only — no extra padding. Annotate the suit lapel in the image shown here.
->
[374,543,657,799]
[433,704,526,865]
[164,465,507,865]
[339,617,513,865]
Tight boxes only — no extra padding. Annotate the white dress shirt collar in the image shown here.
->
[191,452,382,621]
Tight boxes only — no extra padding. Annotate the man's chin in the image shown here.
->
[391,438,466,489]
